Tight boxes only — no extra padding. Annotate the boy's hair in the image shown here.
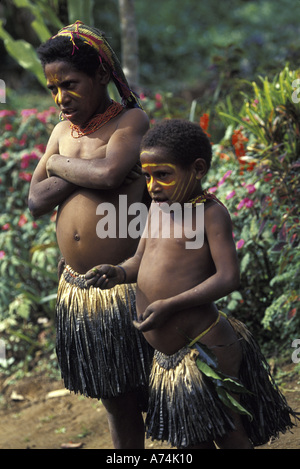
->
[141,119,212,169]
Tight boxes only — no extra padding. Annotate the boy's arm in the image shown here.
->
[85,235,146,288]
[28,124,76,218]
[46,109,149,189]
[137,204,240,332]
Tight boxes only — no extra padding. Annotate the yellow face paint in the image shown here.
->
[142,162,197,203]
[55,87,63,105]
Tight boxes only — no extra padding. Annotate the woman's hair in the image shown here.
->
[37,36,101,77]
[141,119,212,170]
[37,21,141,108]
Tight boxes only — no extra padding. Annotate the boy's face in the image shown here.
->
[140,147,198,205]
[45,61,108,126]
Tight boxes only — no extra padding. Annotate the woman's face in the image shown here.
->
[45,61,109,126]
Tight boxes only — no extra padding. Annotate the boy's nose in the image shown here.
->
[147,176,161,193]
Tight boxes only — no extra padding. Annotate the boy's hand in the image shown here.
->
[133,299,169,332]
[85,264,121,289]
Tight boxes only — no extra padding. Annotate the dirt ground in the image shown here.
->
[0,364,299,450]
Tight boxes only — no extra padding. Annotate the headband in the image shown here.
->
[51,20,141,109]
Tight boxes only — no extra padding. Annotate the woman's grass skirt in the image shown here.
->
[55,266,153,408]
[146,315,299,448]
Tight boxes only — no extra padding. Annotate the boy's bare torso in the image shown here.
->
[136,202,220,354]
[55,116,145,273]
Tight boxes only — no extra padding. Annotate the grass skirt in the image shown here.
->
[56,266,153,406]
[146,315,298,448]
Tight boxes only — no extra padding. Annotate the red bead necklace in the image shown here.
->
[70,100,124,138]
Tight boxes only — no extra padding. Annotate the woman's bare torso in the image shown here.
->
[55,117,146,273]
[56,180,145,273]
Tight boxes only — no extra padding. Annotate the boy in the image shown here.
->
[28,21,152,449]
[86,119,298,449]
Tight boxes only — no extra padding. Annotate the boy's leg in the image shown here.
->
[102,391,145,449]
[200,317,253,449]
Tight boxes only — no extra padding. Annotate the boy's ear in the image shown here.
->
[193,158,208,180]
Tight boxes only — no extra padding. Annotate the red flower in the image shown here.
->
[200,113,211,137]
[232,129,248,162]
[18,214,28,227]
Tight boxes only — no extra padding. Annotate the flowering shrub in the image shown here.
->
[206,66,300,352]
[0,107,60,324]
[0,65,298,370]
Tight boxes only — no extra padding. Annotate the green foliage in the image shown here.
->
[0,107,60,323]
[0,65,298,374]
[205,65,300,353]
[0,19,46,88]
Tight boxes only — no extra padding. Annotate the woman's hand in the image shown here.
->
[85,264,123,289]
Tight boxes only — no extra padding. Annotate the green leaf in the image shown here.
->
[0,21,46,88]
[195,358,221,380]
[216,387,253,420]
[67,0,95,25]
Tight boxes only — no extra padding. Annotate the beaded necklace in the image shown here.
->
[70,100,124,138]
[188,190,227,210]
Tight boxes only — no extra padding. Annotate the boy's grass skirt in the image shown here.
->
[146,315,299,448]
[56,265,153,408]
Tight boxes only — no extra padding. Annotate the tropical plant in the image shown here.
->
[205,65,300,353]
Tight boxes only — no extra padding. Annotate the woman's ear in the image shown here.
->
[193,158,208,180]
[96,63,111,85]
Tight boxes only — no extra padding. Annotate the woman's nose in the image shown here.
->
[55,87,71,106]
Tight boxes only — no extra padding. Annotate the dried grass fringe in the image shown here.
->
[56,269,153,405]
[146,316,299,448]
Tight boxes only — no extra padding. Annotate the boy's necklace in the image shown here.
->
[188,190,227,210]
[188,191,209,207]
[69,100,124,138]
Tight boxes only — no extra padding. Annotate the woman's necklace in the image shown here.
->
[70,100,124,138]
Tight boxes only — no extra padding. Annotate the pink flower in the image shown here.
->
[2,223,10,231]
[19,171,32,182]
[1,152,9,160]
[0,250,5,259]
[21,108,37,117]
[5,124,13,131]
[244,198,254,208]
[155,93,163,109]
[18,214,28,227]
[271,224,277,234]
[208,186,218,193]
[246,184,256,194]
[0,110,16,118]
[21,153,30,168]
[236,239,245,249]
[237,197,254,210]
[218,170,233,187]
[226,190,236,200]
